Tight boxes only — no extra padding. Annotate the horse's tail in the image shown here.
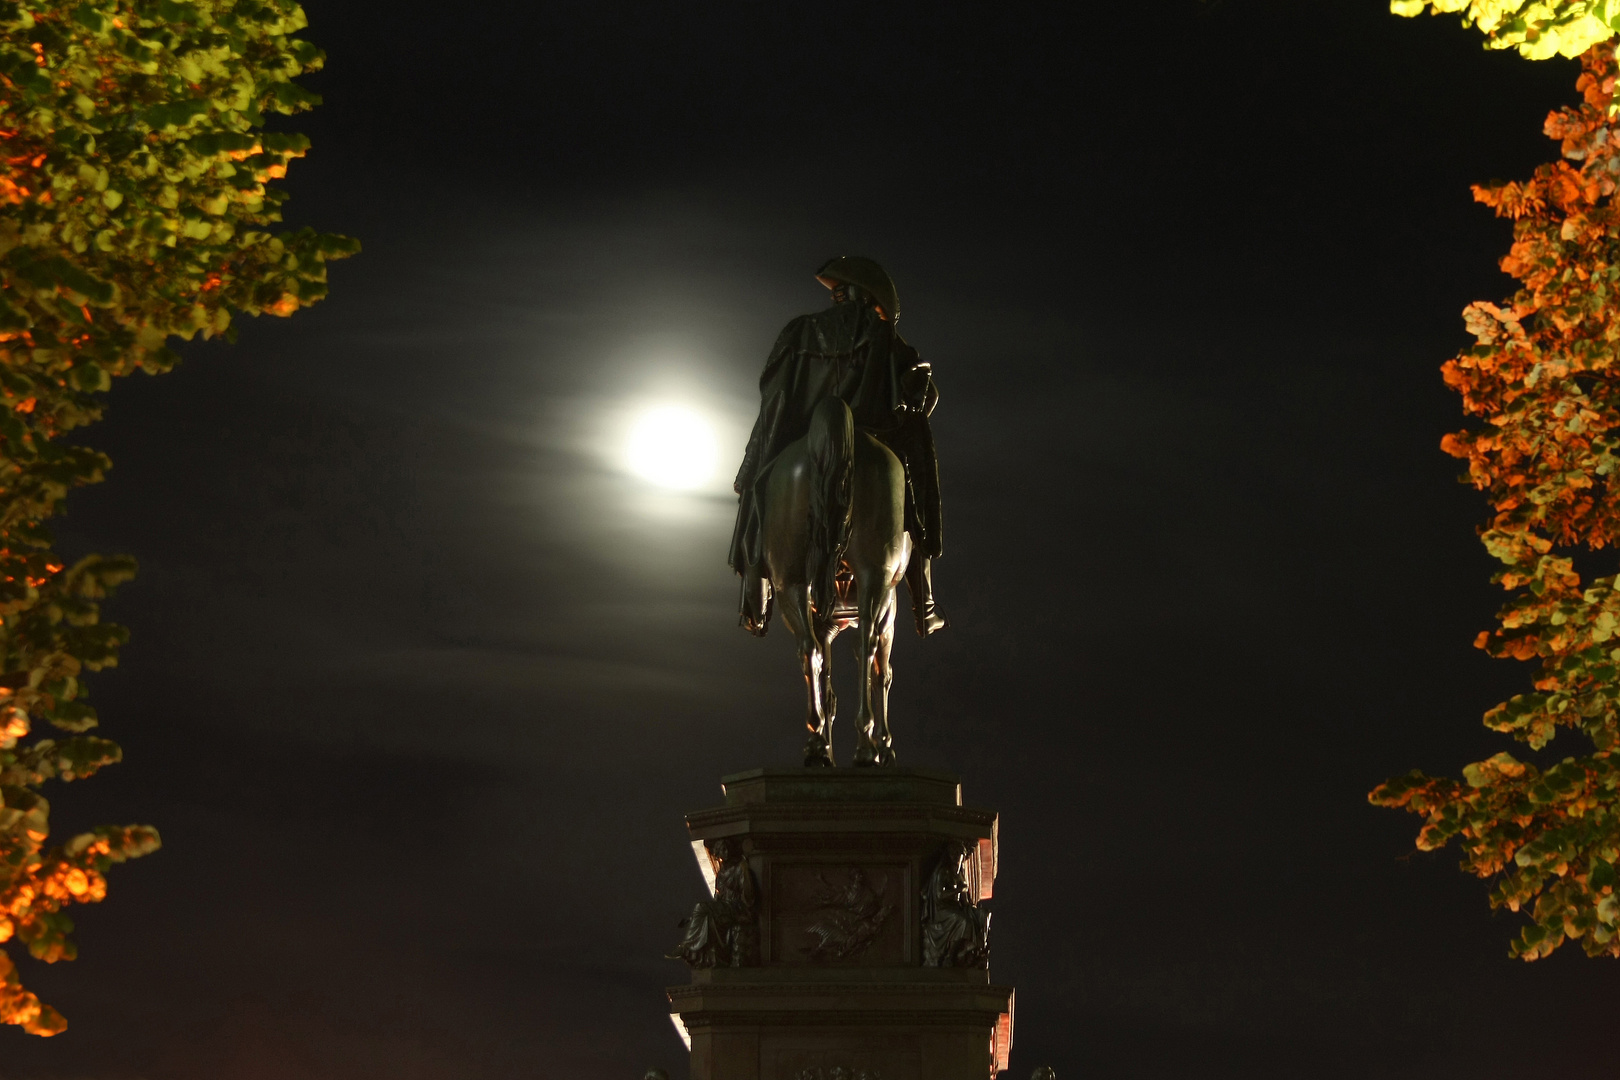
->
[805,396,854,620]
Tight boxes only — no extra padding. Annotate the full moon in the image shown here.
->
[625,405,720,490]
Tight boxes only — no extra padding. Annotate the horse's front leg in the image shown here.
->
[819,624,838,751]
[780,583,835,766]
[851,577,898,767]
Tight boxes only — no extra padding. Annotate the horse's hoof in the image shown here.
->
[803,733,836,768]
[852,744,878,767]
[875,743,896,767]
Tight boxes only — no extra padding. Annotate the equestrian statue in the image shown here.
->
[729,256,946,767]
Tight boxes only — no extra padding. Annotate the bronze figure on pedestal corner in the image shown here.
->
[921,841,991,968]
[666,838,759,968]
[729,257,948,768]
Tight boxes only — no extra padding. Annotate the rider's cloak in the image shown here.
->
[729,299,943,577]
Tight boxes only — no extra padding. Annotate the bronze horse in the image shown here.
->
[755,396,911,767]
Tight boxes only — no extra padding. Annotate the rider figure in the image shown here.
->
[729,256,947,637]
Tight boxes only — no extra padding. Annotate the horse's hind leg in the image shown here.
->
[779,583,835,767]
[850,576,898,767]
[871,606,897,765]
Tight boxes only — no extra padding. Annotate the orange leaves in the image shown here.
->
[1577,67,1617,110]
[0,951,62,1036]
[1544,102,1612,163]
[0,708,27,749]
[0,821,159,984]
[1501,635,1541,660]
[1462,300,1527,344]
[1545,105,1593,142]
[1474,180,1544,219]
[262,293,297,316]
[1375,42,1620,961]
[1545,161,1601,211]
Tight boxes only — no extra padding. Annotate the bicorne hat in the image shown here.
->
[815,255,899,321]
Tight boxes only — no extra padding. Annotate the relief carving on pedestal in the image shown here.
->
[801,866,894,961]
[667,838,759,968]
[921,841,990,968]
[794,1068,883,1080]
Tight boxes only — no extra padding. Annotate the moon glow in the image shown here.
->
[625,405,720,490]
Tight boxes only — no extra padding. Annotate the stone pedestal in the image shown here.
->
[667,768,1014,1080]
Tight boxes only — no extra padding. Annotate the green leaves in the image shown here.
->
[3,250,115,306]
[141,97,210,130]
[0,0,352,1034]
[1464,752,1528,787]
[1392,1,1619,61]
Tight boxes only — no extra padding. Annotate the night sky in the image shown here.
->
[4,1,1618,1077]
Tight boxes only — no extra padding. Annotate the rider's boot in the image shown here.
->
[904,554,948,637]
[739,568,772,637]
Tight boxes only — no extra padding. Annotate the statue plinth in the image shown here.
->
[667,768,1014,1080]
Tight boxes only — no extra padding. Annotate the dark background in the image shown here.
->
[4,1,1614,1077]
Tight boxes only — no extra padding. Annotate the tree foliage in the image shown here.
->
[0,0,354,1034]
[1371,45,1620,960]
[1391,0,1620,60]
